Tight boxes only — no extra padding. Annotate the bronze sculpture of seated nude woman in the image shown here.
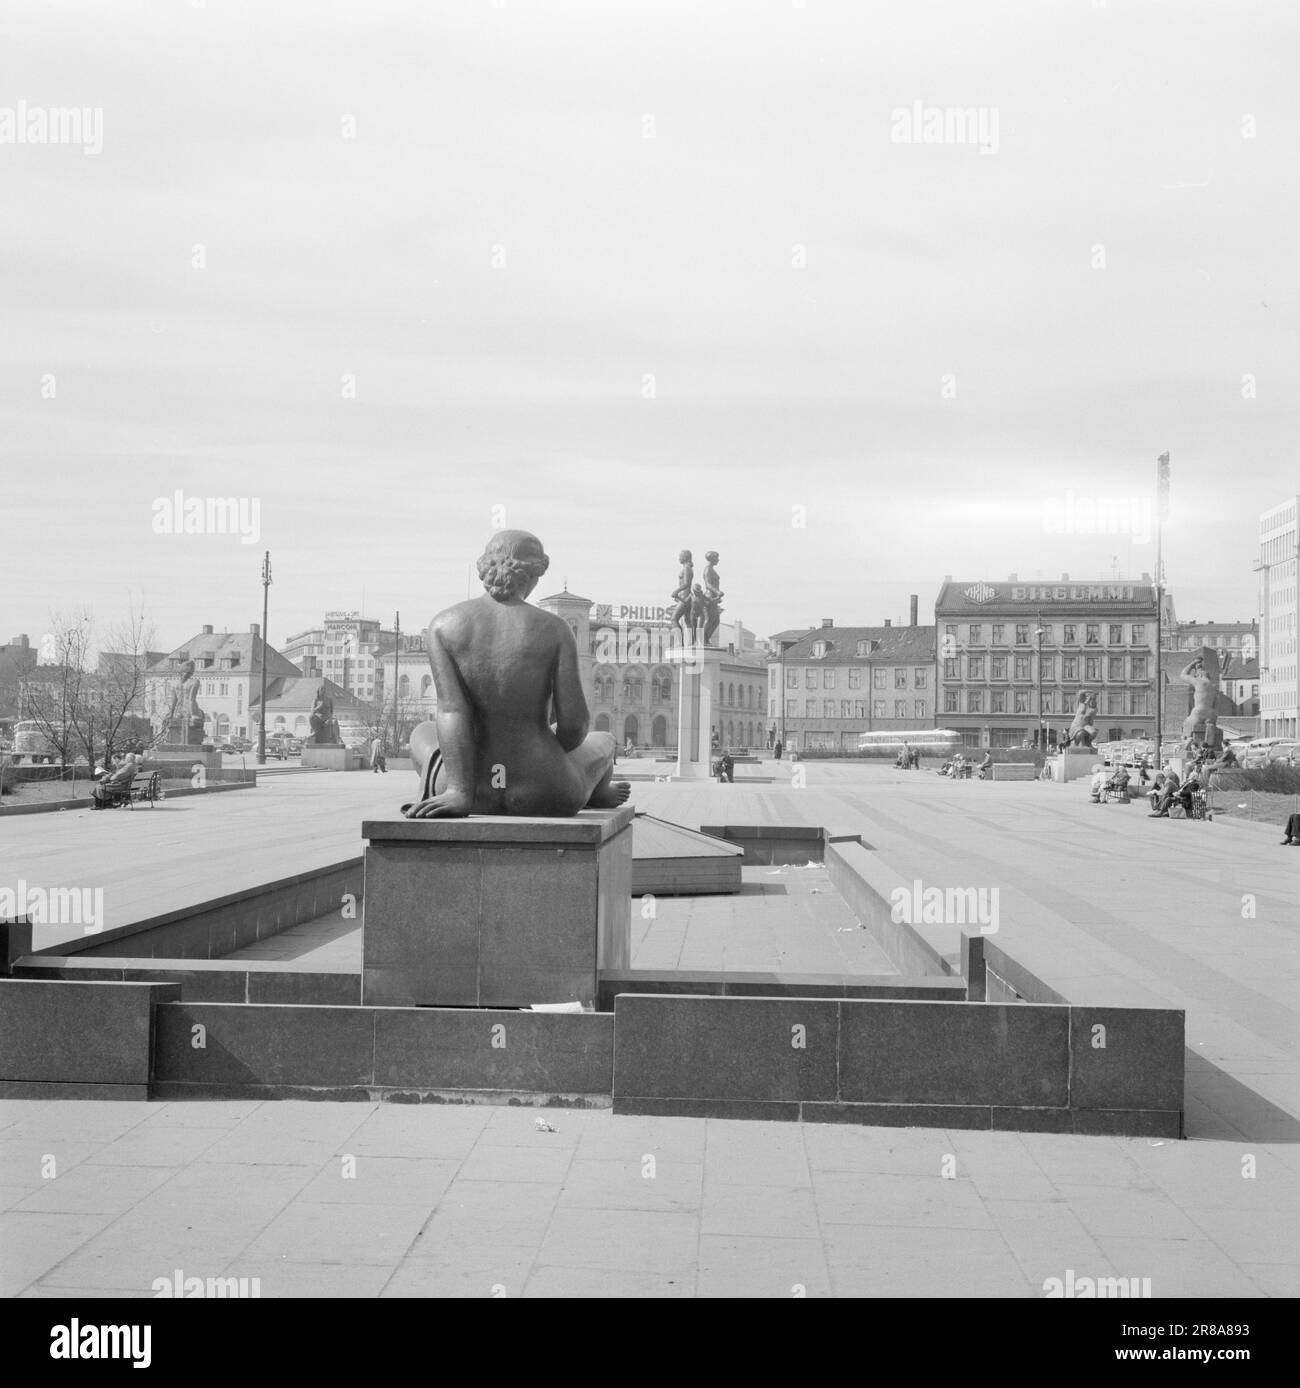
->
[403,530,631,819]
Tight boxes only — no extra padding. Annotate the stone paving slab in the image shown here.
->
[0,1099,1295,1298]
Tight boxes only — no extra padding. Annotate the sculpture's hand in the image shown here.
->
[404,790,472,819]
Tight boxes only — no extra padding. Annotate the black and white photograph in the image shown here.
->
[1,0,1297,1333]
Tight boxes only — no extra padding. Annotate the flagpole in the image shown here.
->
[1155,453,1169,764]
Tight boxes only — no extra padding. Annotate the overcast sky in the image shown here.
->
[2,0,1296,655]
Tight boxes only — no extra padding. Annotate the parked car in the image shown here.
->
[221,737,253,754]
[1241,738,1288,768]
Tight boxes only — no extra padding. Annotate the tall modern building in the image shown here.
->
[1258,497,1299,738]
[281,613,390,702]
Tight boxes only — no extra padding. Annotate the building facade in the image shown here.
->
[281,612,389,703]
[766,619,935,753]
[536,590,766,750]
[934,577,1163,750]
[145,624,303,743]
[1172,619,1258,659]
[1258,497,1299,738]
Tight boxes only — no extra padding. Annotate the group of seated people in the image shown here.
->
[939,753,976,779]
[1147,765,1209,819]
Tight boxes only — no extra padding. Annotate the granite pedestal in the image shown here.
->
[302,744,362,771]
[361,806,633,1008]
[670,644,724,781]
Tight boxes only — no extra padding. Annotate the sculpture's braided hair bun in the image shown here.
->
[476,529,551,601]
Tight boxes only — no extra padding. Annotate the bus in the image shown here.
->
[10,720,62,763]
[856,728,963,760]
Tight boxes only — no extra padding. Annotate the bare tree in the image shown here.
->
[17,603,157,770]
[17,613,92,766]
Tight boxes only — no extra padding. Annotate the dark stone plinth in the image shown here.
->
[361,806,633,1008]
[612,994,838,1103]
[1069,1006,1185,1112]
[839,999,1069,1107]
[0,979,179,1091]
[301,745,361,771]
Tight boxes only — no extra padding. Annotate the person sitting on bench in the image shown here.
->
[1149,767,1181,817]
[92,754,141,809]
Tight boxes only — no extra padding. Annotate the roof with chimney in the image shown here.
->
[147,630,301,679]
[778,624,935,664]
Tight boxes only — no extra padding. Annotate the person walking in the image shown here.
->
[773,737,783,761]
[370,734,387,774]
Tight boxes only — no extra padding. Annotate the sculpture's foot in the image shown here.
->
[403,791,473,820]
[586,779,631,809]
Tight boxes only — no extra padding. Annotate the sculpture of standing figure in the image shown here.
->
[701,550,724,646]
[1068,690,1098,748]
[309,685,335,745]
[403,530,630,818]
[1179,650,1223,752]
[160,660,205,745]
[668,549,694,641]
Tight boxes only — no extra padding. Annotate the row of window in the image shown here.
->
[943,690,1151,715]
[174,652,239,670]
[942,622,1150,647]
[783,700,929,720]
[592,676,762,707]
[943,654,1150,682]
[785,667,928,691]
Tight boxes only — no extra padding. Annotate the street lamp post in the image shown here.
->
[391,612,400,754]
[256,551,271,766]
[1036,612,1047,752]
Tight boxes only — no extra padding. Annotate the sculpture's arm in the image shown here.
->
[1177,660,1199,687]
[550,624,590,753]
[427,623,477,804]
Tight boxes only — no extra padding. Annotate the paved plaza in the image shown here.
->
[2,761,1298,1297]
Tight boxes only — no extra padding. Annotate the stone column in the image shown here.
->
[671,644,723,780]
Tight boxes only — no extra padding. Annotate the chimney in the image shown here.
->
[250,623,260,637]
[1007,573,1017,582]
[1060,573,1069,582]
[909,595,918,626]
[821,618,833,628]
[884,618,892,627]
[202,624,214,635]
[11,634,29,648]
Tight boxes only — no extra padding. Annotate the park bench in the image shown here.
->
[95,769,162,810]
[127,770,163,808]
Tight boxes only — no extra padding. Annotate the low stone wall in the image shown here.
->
[11,857,363,962]
[823,839,956,976]
[612,992,1184,1136]
[0,978,180,1099]
[151,1001,613,1102]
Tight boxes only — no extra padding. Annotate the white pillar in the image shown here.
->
[671,644,722,779]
